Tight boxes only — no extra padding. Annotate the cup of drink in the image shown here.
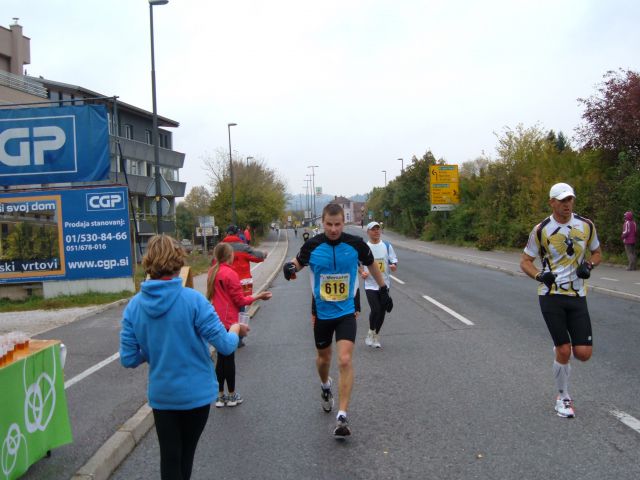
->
[238,312,250,325]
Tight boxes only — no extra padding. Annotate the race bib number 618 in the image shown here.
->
[319,273,350,302]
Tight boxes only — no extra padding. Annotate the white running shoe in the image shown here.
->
[321,377,334,412]
[214,394,226,408]
[555,396,575,418]
[365,330,374,347]
[372,334,381,348]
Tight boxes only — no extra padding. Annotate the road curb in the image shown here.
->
[71,403,153,480]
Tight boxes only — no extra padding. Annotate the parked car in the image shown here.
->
[180,239,193,253]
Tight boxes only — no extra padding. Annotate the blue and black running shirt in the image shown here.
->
[296,233,374,320]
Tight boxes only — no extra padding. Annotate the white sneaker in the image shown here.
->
[372,334,381,348]
[555,396,575,418]
[365,330,374,347]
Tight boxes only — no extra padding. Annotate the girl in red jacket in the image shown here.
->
[206,243,272,407]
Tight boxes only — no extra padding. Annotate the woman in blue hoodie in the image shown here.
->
[120,235,248,480]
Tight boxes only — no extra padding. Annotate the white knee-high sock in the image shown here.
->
[553,360,571,399]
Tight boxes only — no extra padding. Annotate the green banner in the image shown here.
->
[1,343,72,480]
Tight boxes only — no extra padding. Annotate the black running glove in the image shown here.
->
[535,271,557,289]
[576,261,593,279]
[378,285,393,313]
[283,262,297,281]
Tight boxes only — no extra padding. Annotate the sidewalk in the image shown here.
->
[346,225,640,302]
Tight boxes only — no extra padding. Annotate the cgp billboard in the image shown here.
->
[0,186,132,283]
[0,105,110,186]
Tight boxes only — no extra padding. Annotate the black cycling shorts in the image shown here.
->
[539,295,592,347]
[313,314,357,350]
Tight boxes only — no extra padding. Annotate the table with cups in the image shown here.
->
[0,332,72,480]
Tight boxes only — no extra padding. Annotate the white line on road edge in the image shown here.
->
[64,352,120,390]
[250,230,281,272]
[600,277,619,282]
[610,409,640,435]
[390,275,405,284]
[422,295,474,326]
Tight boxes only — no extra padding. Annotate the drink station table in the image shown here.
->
[0,339,72,480]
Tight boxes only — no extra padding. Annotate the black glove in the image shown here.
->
[576,261,593,279]
[535,271,557,289]
[378,285,393,313]
[283,262,297,281]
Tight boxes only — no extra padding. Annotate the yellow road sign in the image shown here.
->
[430,183,460,205]
[429,165,459,184]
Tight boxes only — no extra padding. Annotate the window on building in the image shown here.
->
[159,133,170,149]
[145,130,152,144]
[123,124,133,140]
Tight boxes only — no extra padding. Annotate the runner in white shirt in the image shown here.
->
[360,221,398,348]
[520,182,601,418]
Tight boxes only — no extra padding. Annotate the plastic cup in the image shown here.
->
[238,312,250,325]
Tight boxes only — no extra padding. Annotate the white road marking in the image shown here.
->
[634,282,640,286]
[64,352,120,390]
[250,231,280,272]
[610,409,640,435]
[600,277,619,282]
[422,295,474,326]
[390,275,405,284]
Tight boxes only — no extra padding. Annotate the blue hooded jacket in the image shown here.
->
[120,277,239,410]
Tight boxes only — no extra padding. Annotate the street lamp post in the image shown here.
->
[382,170,387,186]
[149,0,168,234]
[308,165,319,223]
[398,157,404,172]
[227,122,237,225]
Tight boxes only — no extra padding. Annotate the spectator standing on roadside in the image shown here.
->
[207,243,272,407]
[621,211,637,271]
[244,225,252,245]
[520,182,601,419]
[120,235,247,480]
[220,225,267,297]
[360,221,398,348]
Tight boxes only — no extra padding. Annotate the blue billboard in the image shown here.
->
[0,105,110,186]
[0,186,132,283]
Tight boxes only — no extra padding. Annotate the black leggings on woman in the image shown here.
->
[152,404,210,480]
[215,351,236,392]
[366,289,386,333]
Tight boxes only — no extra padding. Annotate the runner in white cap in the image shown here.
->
[520,182,601,418]
[360,221,398,348]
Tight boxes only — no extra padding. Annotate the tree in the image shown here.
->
[577,69,640,163]
[204,151,286,232]
[175,203,196,241]
[183,186,213,218]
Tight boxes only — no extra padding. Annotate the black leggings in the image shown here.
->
[366,289,386,333]
[153,404,210,480]
[215,351,236,392]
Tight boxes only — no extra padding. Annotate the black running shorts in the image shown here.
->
[313,314,357,350]
[538,295,593,347]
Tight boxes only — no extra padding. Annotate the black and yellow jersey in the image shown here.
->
[524,213,599,297]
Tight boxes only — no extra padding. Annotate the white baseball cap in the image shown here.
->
[366,221,381,230]
[549,182,575,200]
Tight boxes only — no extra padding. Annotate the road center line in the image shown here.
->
[390,275,405,284]
[64,352,120,390]
[610,409,640,435]
[422,295,474,326]
[600,277,619,282]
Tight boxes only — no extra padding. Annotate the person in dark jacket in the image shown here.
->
[622,211,637,270]
[120,234,248,480]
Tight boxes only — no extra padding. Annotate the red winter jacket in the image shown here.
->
[208,263,255,330]
[220,235,266,295]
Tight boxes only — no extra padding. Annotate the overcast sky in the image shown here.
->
[5,0,640,198]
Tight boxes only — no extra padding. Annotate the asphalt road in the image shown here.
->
[110,230,640,480]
